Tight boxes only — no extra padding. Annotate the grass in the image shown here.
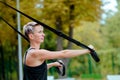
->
[80,74,103,80]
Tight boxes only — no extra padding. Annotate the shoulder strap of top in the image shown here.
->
[24,48,35,64]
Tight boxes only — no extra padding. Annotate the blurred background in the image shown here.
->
[0,0,120,80]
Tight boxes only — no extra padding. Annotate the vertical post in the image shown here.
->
[16,0,23,80]
[0,42,5,80]
[111,53,114,73]
[88,55,92,74]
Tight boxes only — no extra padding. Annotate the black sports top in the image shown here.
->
[23,48,47,80]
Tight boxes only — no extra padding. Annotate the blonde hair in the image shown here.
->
[23,22,39,39]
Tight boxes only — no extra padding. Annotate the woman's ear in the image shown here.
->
[28,33,34,40]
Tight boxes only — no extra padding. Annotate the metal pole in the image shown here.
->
[16,0,23,80]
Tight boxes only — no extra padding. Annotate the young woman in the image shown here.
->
[23,22,94,80]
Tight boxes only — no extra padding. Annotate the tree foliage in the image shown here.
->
[102,14,120,48]
[99,6,120,76]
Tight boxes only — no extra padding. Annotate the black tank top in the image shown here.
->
[23,48,47,80]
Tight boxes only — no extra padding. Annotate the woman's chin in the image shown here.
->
[40,40,44,43]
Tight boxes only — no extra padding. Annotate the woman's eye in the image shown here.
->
[38,31,42,33]
[38,31,41,33]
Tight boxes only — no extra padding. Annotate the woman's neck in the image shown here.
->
[30,42,41,49]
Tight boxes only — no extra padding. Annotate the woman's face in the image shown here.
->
[32,25,45,43]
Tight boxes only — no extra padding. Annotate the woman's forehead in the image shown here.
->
[34,25,44,30]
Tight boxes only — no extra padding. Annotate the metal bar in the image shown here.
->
[16,0,23,80]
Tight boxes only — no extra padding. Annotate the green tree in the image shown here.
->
[97,0,120,77]
[70,21,104,77]
[0,1,19,80]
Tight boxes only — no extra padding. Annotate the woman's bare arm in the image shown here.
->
[47,61,62,70]
[32,45,93,60]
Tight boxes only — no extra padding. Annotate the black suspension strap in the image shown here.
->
[0,17,29,42]
[0,1,100,62]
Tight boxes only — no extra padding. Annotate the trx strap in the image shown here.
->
[0,1,100,62]
[0,17,29,42]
